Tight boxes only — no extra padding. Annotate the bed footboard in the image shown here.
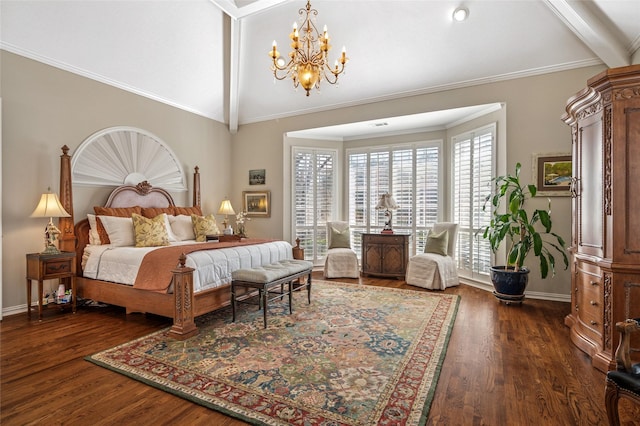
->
[169,254,198,340]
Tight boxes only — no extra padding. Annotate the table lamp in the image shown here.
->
[375,193,398,234]
[30,189,71,254]
[218,198,236,231]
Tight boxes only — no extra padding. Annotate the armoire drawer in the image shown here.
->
[575,262,603,338]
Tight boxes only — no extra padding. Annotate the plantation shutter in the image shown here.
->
[391,149,413,232]
[452,125,495,278]
[293,148,337,262]
[347,142,441,256]
[415,146,441,252]
[368,151,390,229]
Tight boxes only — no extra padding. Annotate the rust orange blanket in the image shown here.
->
[133,238,274,293]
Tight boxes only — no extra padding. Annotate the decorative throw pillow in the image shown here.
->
[174,206,203,216]
[93,207,142,245]
[191,214,221,242]
[94,206,142,217]
[169,215,196,241]
[98,215,136,247]
[86,214,101,245]
[163,215,179,242]
[328,225,351,249]
[132,213,170,247]
[95,217,111,244]
[141,207,175,218]
[424,229,449,256]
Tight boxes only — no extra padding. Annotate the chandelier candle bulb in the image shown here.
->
[269,0,348,96]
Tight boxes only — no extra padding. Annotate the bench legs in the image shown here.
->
[231,270,312,328]
[288,281,293,315]
[262,288,269,328]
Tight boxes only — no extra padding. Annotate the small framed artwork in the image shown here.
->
[532,153,572,196]
[249,169,266,185]
[243,190,270,217]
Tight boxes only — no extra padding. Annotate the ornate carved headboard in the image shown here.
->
[104,181,176,208]
[57,145,201,275]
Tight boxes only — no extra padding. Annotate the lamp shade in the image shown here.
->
[30,192,70,218]
[218,199,236,216]
[375,193,398,210]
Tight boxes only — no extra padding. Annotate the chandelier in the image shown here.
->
[269,0,348,96]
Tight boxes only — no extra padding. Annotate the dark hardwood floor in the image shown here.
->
[1,273,636,425]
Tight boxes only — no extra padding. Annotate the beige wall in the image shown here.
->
[1,48,607,311]
[1,51,231,311]
[231,65,606,299]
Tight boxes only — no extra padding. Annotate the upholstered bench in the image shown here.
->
[231,259,313,328]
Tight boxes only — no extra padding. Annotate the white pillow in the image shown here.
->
[169,215,196,241]
[98,215,135,247]
[164,214,179,242]
[87,214,101,245]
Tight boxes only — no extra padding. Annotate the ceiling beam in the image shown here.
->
[543,0,630,68]
[208,0,240,19]
[209,0,289,20]
[228,18,241,134]
[210,0,290,131]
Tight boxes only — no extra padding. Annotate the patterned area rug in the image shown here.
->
[86,280,459,425]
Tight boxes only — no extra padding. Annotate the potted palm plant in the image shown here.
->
[481,162,569,303]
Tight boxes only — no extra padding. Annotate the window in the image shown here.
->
[452,124,495,279]
[292,147,338,262]
[348,143,441,256]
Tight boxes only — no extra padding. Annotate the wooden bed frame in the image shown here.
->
[57,145,281,340]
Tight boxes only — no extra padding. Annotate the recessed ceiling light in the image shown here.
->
[452,7,469,22]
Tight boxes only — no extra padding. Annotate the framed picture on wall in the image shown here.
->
[532,153,572,196]
[243,190,270,217]
[249,169,265,185]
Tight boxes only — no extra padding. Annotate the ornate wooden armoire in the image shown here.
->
[562,64,640,373]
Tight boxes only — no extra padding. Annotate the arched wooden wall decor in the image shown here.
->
[71,126,187,191]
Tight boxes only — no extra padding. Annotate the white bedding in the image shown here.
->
[83,240,294,293]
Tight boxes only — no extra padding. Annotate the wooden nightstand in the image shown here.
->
[361,233,409,279]
[26,251,76,321]
[219,234,242,243]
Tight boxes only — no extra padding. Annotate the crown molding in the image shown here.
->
[0,42,602,129]
[241,58,602,125]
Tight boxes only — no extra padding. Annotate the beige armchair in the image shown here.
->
[406,222,459,290]
[323,221,359,279]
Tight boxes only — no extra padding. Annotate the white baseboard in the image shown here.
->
[459,277,570,303]
[3,303,29,318]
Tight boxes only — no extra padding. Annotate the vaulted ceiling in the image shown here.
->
[2,0,639,136]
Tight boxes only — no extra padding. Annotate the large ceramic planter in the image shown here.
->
[490,266,530,304]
